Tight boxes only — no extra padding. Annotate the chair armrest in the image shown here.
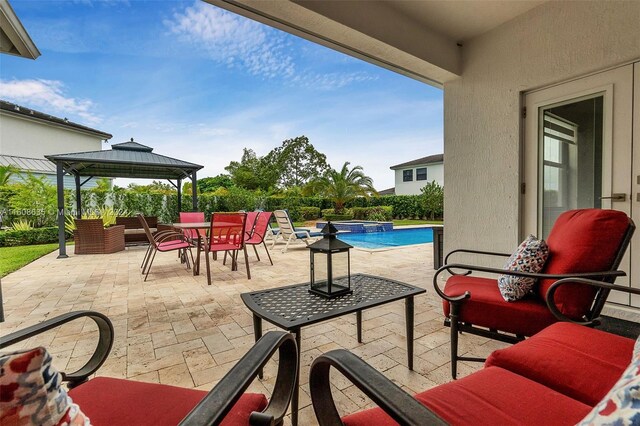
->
[546,277,640,324]
[432,262,625,303]
[444,248,512,265]
[309,349,446,426]
[0,310,114,388]
[179,331,297,426]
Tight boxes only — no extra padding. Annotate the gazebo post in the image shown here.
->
[191,171,197,211]
[74,172,81,219]
[56,162,68,259]
[177,178,182,213]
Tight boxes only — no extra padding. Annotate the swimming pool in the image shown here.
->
[337,227,434,249]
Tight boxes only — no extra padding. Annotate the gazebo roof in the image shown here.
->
[45,138,203,180]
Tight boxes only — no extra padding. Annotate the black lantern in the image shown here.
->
[308,222,352,298]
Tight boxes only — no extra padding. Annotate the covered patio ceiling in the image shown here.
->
[206,0,546,87]
[46,139,204,258]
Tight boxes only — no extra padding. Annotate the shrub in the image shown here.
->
[298,207,321,220]
[0,227,61,247]
[321,208,334,218]
[324,213,353,221]
[10,219,33,231]
[366,206,393,221]
[351,207,367,220]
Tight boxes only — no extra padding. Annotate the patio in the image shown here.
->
[0,241,506,425]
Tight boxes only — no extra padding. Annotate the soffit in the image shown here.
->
[0,0,40,59]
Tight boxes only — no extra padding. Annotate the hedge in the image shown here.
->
[0,227,61,247]
[298,207,321,220]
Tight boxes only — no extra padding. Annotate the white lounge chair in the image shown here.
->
[271,209,322,253]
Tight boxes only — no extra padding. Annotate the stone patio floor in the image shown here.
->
[1,239,508,425]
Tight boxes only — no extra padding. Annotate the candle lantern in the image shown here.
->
[308,221,352,298]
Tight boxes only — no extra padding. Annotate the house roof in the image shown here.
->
[0,0,40,59]
[45,138,204,180]
[377,187,395,196]
[390,154,444,170]
[0,100,112,139]
[0,154,55,174]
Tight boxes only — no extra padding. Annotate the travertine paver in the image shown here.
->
[1,238,506,425]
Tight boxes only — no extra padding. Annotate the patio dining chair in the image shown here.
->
[139,214,194,281]
[272,209,322,253]
[244,211,274,265]
[203,212,250,285]
[0,310,297,426]
[179,211,206,242]
[433,208,635,378]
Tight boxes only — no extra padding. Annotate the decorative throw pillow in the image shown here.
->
[498,234,549,302]
[0,347,91,426]
[578,351,640,425]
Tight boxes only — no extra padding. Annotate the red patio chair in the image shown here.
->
[203,212,250,285]
[179,211,206,242]
[139,214,194,282]
[0,311,297,426]
[245,211,274,265]
[434,208,635,378]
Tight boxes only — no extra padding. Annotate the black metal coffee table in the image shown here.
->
[241,273,426,425]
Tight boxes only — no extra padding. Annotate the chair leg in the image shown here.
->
[183,248,191,270]
[252,244,260,261]
[144,249,157,282]
[204,246,212,286]
[449,303,461,380]
[282,235,294,253]
[243,246,251,280]
[142,246,155,274]
[262,241,273,265]
[141,244,152,268]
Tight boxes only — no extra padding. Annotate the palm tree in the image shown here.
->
[0,165,19,186]
[307,162,377,213]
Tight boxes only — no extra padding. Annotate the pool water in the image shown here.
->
[338,227,434,249]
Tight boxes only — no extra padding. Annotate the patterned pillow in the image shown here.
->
[0,347,90,426]
[498,234,549,302]
[578,351,640,425]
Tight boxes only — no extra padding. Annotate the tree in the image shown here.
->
[420,180,444,220]
[9,173,58,227]
[307,162,376,213]
[0,165,19,186]
[225,148,277,191]
[197,175,234,193]
[263,136,329,188]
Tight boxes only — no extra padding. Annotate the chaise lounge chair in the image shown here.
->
[271,209,322,253]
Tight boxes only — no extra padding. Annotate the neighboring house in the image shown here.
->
[210,2,640,316]
[0,100,112,189]
[390,154,443,195]
[377,187,395,196]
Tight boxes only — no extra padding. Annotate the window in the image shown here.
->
[416,167,427,181]
[403,169,413,182]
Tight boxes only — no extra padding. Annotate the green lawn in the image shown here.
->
[0,243,59,277]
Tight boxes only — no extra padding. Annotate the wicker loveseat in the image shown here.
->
[73,219,125,255]
[116,216,158,245]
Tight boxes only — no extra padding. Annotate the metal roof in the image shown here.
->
[0,154,56,173]
[0,100,112,139]
[390,153,444,169]
[45,138,203,180]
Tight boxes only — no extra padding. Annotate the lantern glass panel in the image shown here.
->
[312,251,328,288]
[332,250,349,282]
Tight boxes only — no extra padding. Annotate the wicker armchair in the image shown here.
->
[73,219,125,254]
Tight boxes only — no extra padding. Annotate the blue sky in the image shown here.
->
[0,0,443,190]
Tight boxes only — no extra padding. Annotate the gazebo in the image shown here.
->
[45,139,204,258]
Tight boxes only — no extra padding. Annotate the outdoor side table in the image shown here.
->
[241,273,426,426]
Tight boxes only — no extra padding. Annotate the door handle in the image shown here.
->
[600,193,627,202]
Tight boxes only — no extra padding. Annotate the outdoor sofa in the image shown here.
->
[310,277,640,425]
[116,215,163,245]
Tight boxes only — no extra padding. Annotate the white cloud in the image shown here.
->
[292,71,377,90]
[0,79,102,125]
[166,2,294,78]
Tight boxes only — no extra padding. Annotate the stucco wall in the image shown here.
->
[0,113,103,158]
[394,163,444,195]
[443,1,640,256]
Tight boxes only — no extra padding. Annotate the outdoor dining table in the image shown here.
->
[171,222,210,275]
[171,221,243,275]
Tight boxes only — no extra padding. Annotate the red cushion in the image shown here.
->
[486,322,633,406]
[342,367,590,426]
[68,377,268,426]
[539,209,630,318]
[443,275,557,336]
